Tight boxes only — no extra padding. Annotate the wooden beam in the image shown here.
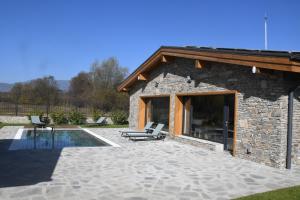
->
[161,55,168,63]
[195,60,204,69]
[163,52,297,72]
[174,95,183,136]
[176,90,237,97]
[138,98,146,130]
[137,73,147,81]
[162,48,300,66]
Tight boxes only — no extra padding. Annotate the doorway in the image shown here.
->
[181,93,236,151]
[139,96,170,131]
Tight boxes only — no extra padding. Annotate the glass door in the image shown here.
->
[182,94,235,151]
[144,97,170,131]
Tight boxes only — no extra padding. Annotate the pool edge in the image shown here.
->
[80,128,121,148]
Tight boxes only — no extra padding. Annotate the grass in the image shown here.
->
[235,185,300,200]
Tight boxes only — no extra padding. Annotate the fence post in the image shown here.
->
[15,103,18,116]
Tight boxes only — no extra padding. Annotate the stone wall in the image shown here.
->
[293,88,300,166]
[128,57,300,168]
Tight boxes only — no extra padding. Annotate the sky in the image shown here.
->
[0,0,299,83]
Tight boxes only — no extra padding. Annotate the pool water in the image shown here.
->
[10,129,110,150]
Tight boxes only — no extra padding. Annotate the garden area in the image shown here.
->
[0,57,129,128]
[0,109,129,129]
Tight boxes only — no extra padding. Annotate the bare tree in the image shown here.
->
[89,57,128,111]
[69,72,92,108]
[10,83,23,116]
[31,76,60,116]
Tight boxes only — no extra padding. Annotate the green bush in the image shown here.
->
[92,110,102,122]
[27,110,44,120]
[50,111,68,125]
[111,110,128,125]
[68,110,86,125]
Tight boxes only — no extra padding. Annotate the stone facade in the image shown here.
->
[293,89,300,165]
[128,57,300,169]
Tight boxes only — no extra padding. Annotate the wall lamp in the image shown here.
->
[252,66,260,74]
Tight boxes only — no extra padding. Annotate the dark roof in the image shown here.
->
[162,46,300,62]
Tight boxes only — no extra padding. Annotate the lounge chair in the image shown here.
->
[125,123,165,140]
[31,116,46,128]
[95,117,106,125]
[120,121,154,137]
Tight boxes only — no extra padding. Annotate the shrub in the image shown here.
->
[50,111,68,125]
[92,110,102,122]
[27,110,44,120]
[111,110,128,125]
[68,110,86,125]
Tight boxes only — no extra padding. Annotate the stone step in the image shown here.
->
[172,135,224,152]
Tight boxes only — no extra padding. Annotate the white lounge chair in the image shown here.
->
[120,121,154,137]
[125,123,165,140]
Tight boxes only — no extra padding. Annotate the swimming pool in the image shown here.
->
[9,128,118,150]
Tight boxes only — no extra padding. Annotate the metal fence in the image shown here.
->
[0,102,94,116]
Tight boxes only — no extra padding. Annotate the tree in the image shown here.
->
[90,57,128,89]
[68,57,129,112]
[10,83,23,116]
[68,72,92,108]
[31,76,60,116]
[89,57,128,112]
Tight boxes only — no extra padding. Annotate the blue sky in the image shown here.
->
[0,0,299,83]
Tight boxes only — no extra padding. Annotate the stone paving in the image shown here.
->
[0,126,300,200]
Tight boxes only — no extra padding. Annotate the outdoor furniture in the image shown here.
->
[95,117,106,125]
[125,123,165,140]
[31,116,46,128]
[120,121,154,137]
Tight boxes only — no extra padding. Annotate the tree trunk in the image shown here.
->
[46,103,50,117]
[15,103,18,116]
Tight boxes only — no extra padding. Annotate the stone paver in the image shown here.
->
[0,126,300,200]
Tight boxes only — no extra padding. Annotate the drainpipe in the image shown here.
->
[286,90,293,169]
[286,88,296,169]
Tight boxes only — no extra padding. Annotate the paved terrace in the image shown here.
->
[0,126,300,200]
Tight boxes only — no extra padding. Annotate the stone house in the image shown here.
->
[118,46,300,169]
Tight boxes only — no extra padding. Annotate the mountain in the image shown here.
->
[56,80,70,91]
[0,80,70,92]
[0,83,13,92]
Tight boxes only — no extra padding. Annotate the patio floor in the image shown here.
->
[0,126,300,200]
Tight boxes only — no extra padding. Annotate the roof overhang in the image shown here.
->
[118,46,300,92]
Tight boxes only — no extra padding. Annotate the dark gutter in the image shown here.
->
[286,87,297,169]
[286,90,293,169]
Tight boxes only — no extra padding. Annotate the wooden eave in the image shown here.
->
[118,47,300,92]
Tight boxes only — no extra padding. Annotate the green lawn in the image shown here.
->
[235,186,300,200]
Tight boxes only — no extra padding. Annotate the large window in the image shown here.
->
[182,94,235,151]
[144,97,169,131]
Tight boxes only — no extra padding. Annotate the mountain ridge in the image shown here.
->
[0,80,70,92]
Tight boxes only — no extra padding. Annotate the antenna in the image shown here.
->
[264,14,268,50]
